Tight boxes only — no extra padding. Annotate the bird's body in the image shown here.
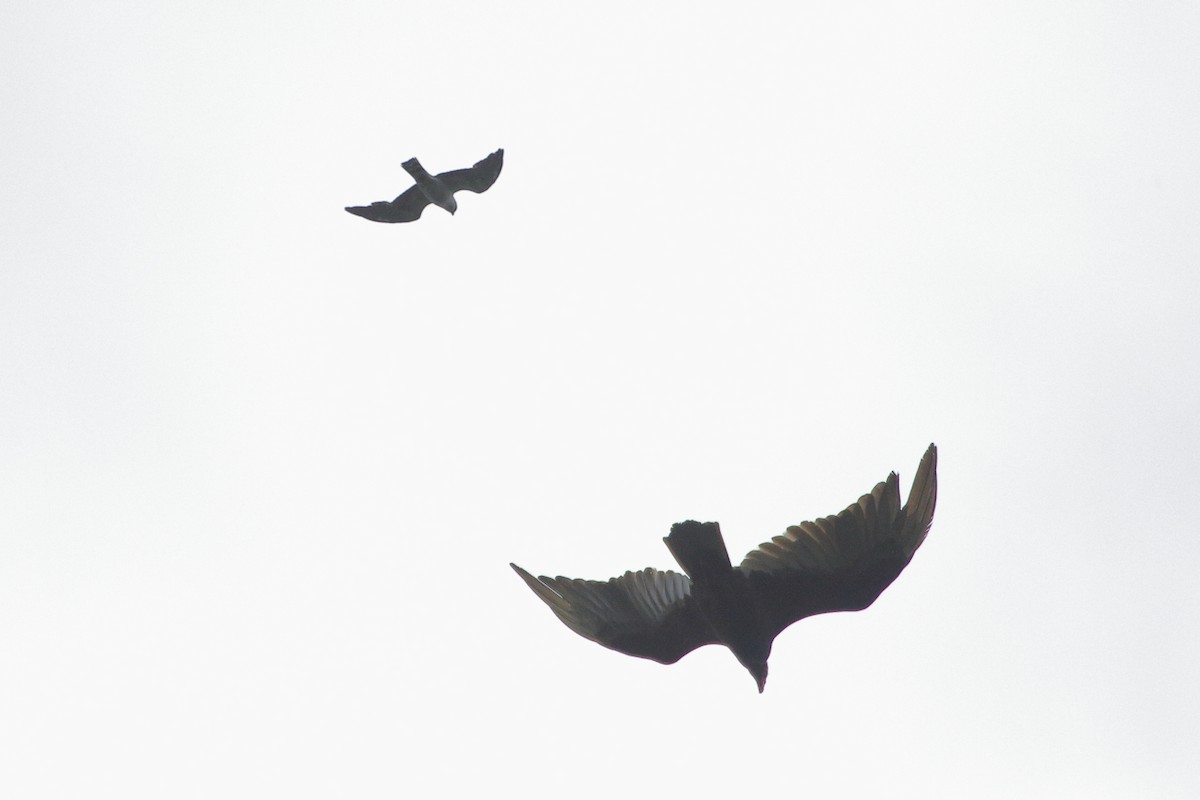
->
[512,443,938,692]
[346,148,503,223]
[399,157,458,215]
[663,521,771,684]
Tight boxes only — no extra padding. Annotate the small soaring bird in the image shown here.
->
[345,148,503,223]
[512,444,937,692]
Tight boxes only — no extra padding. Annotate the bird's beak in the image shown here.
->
[752,663,768,693]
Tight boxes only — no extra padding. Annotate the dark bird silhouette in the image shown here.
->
[345,148,504,223]
[511,443,937,692]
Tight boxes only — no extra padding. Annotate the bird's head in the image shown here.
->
[747,661,768,693]
[734,641,771,693]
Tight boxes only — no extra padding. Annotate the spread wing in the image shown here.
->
[437,148,504,194]
[740,443,937,638]
[511,564,719,664]
[344,185,431,223]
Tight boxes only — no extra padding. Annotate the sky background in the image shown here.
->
[3,2,1199,797]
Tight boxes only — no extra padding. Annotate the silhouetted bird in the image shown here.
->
[512,444,937,692]
[345,148,504,223]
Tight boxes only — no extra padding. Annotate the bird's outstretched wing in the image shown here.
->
[437,148,504,194]
[344,185,431,223]
[511,564,719,664]
[739,443,938,638]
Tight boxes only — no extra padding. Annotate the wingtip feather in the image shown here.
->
[901,443,938,552]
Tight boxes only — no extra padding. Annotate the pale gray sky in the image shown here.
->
[2,2,1199,797]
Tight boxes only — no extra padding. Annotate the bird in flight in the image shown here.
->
[345,148,504,223]
[512,443,937,693]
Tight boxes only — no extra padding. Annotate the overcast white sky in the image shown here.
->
[3,2,1199,797]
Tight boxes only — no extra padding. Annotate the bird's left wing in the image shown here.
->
[739,443,937,638]
[344,185,432,223]
[437,148,504,194]
[511,564,719,664]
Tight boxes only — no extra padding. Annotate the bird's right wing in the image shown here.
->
[511,564,718,664]
[739,443,937,638]
[437,148,504,194]
[344,185,432,223]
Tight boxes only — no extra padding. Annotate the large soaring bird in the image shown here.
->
[345,148,503,223]
[512,444,937,692]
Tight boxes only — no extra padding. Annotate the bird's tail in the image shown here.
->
[900,443,938,553]
[401,158,430,179]
[664,521,733,581]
